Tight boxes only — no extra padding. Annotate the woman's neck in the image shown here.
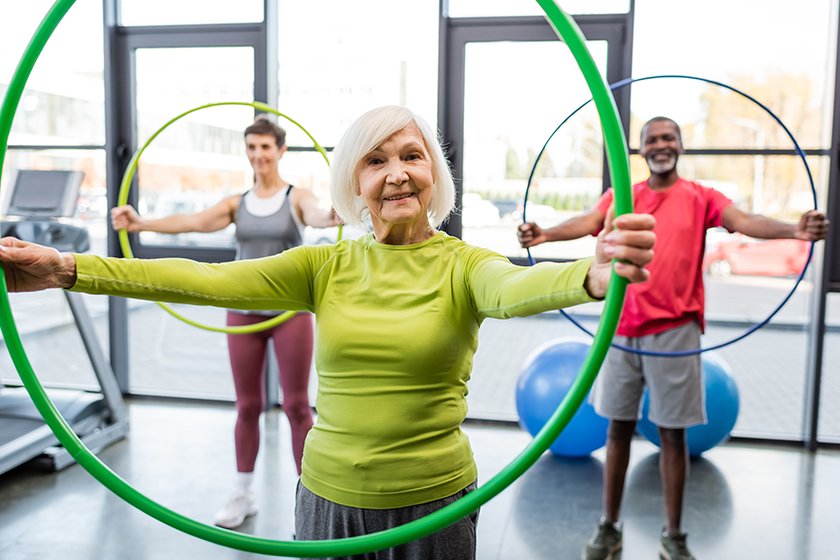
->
[253,172,287,197]
[373,221,437,246]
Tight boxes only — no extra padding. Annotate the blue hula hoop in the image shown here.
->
[523,74,818,357]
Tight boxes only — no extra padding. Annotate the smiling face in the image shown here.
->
[639,119,683,176]
[355,122,435,244]
[245,133,286,176]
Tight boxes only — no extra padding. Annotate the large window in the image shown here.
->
[0,0,105,146]
[818,293,840,443]
[276,0,440,145]
[274,0,440,244]
[119,0,264,26]
[443,1,840,440]
[447,0,631,17]
[627,0,836,439]
[460,40,609,261]
[0,149,110,391]
[632,0,834,151]
[115,26,266,398]
[0,2,108,391]
[128,65,256,397]
[133,47,256,249]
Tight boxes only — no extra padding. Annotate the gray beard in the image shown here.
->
[646,154,677,175]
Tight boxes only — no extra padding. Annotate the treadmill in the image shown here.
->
[0,169,128,475]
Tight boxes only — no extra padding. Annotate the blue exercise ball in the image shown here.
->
[516,338,609,457]
[637,351,740,456]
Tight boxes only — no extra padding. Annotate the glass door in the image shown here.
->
[133,46,255,251]
[106,17,271,399]
[461,39,610,261]
[439,14,631,420]
[440,15,631,262]
[126,45,256,399]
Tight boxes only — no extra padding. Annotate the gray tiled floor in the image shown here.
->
[1,400,838,559]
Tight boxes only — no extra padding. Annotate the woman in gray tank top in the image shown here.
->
[111,117,338,529]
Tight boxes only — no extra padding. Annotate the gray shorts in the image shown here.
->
[590,320,706,429]
[295,480,479,560]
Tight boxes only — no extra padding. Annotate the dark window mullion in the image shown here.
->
[116,23,264,37]
[286,146,334,153]
[629,148,829,157]
[8,145,106,151]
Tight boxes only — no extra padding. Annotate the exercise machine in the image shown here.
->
[0,169,128,475]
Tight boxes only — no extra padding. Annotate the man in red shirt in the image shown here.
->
[518,117,828,560]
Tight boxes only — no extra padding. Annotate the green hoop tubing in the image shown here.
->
[0,0,632,557]
[118,100,334,334]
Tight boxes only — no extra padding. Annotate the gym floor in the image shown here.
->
[0,400,838,560]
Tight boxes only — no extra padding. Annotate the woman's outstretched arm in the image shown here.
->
[0,236,317,313]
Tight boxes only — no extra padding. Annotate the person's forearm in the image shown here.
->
[138,214,200,234]
[735,215,797,239]
[58,253,78,289]
[543,216,598,242]
[305,208,336,229]
[472,256,598,319]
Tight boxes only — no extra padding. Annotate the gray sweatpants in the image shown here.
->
[295,480,479,560]
[590,320,706,428]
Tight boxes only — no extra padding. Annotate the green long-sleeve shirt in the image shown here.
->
[71,231,596,509]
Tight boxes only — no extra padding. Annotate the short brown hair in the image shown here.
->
[244,115,287,148]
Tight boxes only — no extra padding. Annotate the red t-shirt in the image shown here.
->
[594,178,734,337]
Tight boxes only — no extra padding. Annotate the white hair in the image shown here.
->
[330,106,456,228]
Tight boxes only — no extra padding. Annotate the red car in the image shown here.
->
[703,233,810,278]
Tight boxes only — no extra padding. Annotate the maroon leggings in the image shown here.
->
[226,311,314,476]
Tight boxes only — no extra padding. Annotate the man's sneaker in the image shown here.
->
[582,517,623,560]
[214,491,258,529]
[660,527,696,560]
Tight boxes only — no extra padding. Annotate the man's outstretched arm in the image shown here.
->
[721,206,828,242]
[518,209,607,248]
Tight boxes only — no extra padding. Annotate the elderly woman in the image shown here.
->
[0,106,655,560]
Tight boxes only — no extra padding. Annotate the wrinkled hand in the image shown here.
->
[110,205,144,232]
[795,210,829,242]
[585,208,656,299]
[517,222,547,248]
[0,237,77,292]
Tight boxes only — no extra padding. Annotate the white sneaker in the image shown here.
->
[214,491,258,529]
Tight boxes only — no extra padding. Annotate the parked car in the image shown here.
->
[490,198,521,220]
[703,233,810,278]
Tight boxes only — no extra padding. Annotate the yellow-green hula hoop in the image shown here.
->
[118,100,333,334]
[0,0,632,556]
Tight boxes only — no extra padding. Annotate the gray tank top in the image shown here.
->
[231,185,302,316]
[234,184,302,261]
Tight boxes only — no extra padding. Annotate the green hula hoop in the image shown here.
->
[118,100,333,334]
[0,0,632,556]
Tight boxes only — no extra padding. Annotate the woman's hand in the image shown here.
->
[0,237,77,292]
[584,208,656,299]
[110,205,145,232]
